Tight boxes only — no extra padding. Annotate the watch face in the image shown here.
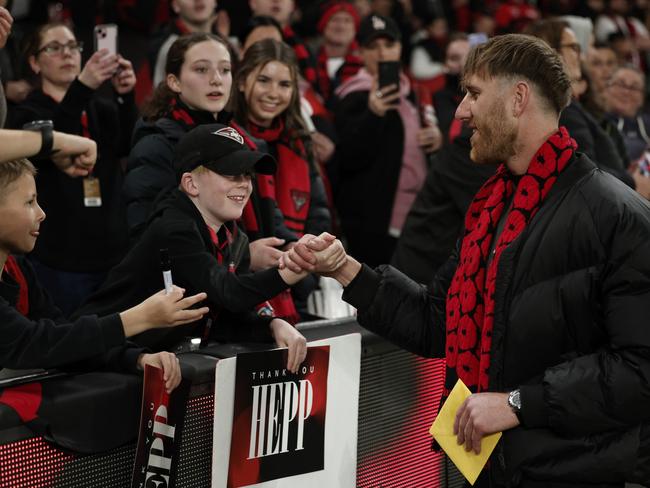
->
[509,389,521,410]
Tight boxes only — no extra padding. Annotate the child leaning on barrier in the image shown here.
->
[0,158,209,392]
[76,124,346,373]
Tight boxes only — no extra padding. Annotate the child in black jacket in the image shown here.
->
[76,124,346,372]
[0,158,209,391]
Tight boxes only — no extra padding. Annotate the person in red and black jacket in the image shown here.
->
[315,0,363,109]
[249,0,318,86]
[232,38,332,318]
[9,22,137,316]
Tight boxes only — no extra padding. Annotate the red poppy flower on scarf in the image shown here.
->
[458,315,478,350]
[528,143,558,180]
[513,175,541,210]
[489,201,505,227]
[457,351,480,380]
[446,331,458,367]
[447,295,460,321]
[542,176,557,196]
[473,211,492,241]
[460,278,477,314]
[550,127,577,150]
[473,268,485,292]
[465,242,482,275]
[503,209,527,240]
[472,303,484,328]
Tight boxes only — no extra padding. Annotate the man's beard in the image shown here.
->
[469,99,517,165]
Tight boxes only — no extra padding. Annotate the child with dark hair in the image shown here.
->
[0,158,209,391]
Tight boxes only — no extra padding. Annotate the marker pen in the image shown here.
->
[160,248,173,294]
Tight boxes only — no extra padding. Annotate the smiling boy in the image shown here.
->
[76,124,344,372]
[0,158,210,390]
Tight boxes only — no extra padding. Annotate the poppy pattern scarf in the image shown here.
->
[445,127,577,392]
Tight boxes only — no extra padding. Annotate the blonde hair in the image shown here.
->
[0,159,36,202]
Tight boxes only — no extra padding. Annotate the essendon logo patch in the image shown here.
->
[291,190,309,213]
[213,127,244,145]
[227,347,330,487]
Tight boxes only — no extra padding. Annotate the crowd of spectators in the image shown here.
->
[3,0,650,353]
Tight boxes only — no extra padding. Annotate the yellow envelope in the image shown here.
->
[429,379,502,485]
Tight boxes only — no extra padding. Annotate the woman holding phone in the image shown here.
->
[333,14,441,267]
[10,22,137,315]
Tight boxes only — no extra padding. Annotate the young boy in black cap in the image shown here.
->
[0,158,210,391]
[76,124,345,372]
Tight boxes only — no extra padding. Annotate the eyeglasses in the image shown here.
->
[608,80,644,93]
[36,41,83,56]
[560,42,581,55]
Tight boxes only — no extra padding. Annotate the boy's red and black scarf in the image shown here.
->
[445,127,577,393]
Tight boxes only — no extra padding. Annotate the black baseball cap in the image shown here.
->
[174,124,276,180]
[358,14,401,47]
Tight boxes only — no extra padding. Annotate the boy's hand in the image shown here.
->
[137,352,182,393]
[120,286,209,337]
[270,319,307,374]
[249,237,285,271]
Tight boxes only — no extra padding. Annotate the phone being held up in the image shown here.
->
[94,23,118,56]
[378,60,400,91]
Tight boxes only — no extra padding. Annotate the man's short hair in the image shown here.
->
[0,159,36,202]
[463,34,572,114]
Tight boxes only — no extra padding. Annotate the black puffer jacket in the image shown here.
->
[75,189,291,351]
[344,154,650,486]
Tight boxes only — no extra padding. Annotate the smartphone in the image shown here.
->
[468,32,488,47]
[94,23,118,55]
[378,61,400,90]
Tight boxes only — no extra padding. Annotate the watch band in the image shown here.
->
[508,389,522,422]
[36,124,54,158]
[22,120,54,159]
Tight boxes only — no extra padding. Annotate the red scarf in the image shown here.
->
[315,43,363,102]
[3,256,29,316]
[445,127,576,392]
[283,25,317,85]
[248,120,312,238]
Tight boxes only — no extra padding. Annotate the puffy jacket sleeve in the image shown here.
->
[342,257,454,358]
[0,300,126,370]
[520,187,650,435]
[305,163,331,235]
[160,220,290,313]
[124,133,177,236]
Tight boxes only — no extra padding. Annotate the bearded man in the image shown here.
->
[283,33,650,487]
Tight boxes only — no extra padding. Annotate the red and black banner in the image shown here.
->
[131,365,190,488]
[227,346,330,488]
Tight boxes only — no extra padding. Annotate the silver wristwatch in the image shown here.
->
[507,389,522,419]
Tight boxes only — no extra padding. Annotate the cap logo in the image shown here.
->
[371,16,386,30]
[213,127,244,145]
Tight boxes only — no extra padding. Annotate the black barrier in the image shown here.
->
[0,318,462,488]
